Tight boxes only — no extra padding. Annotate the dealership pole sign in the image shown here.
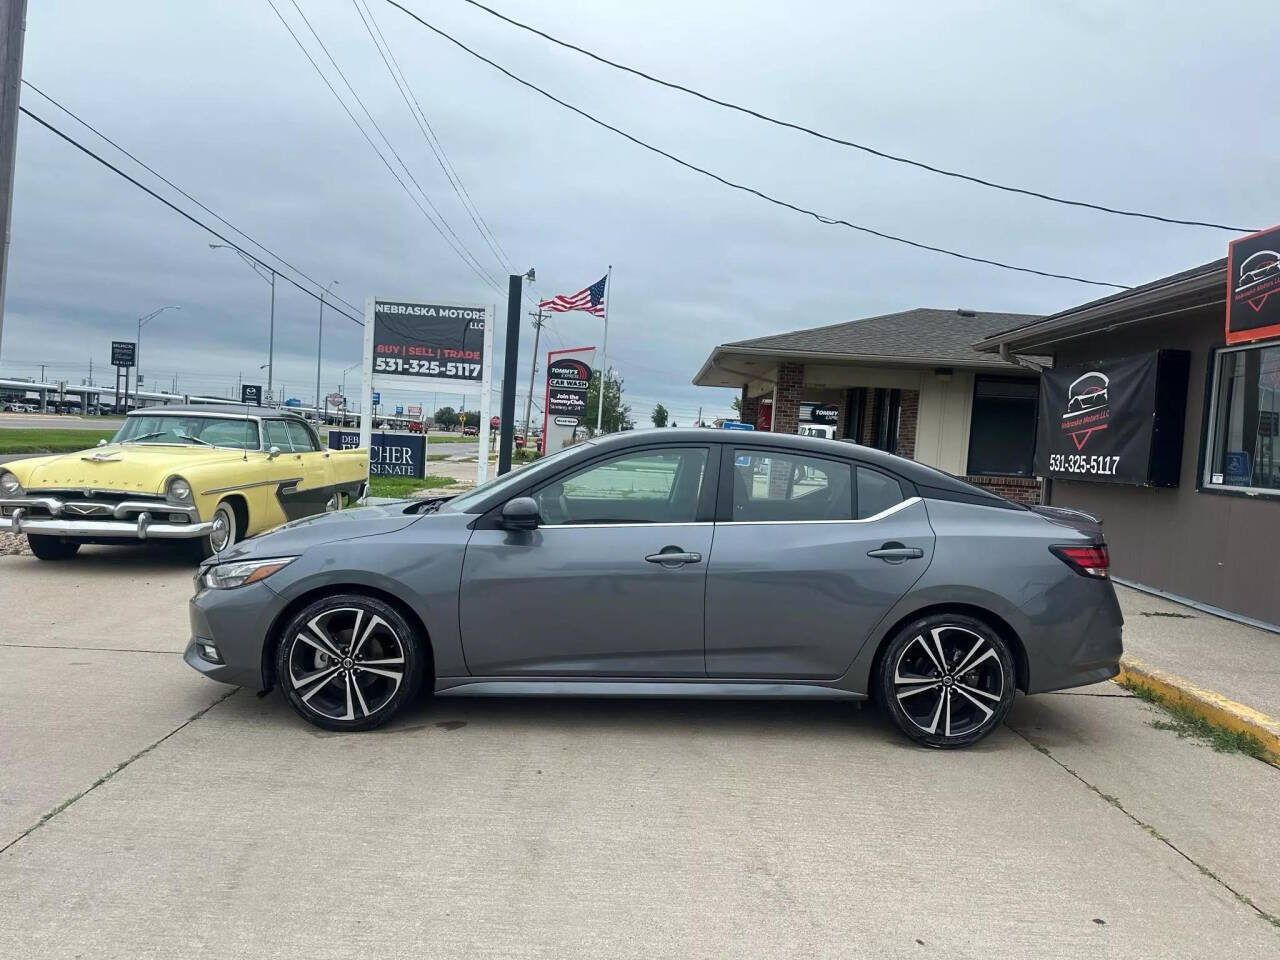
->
[361,297,494,489]
[1226,224,1280,345]
[1035,350,1189,486]
[240,384,262,406]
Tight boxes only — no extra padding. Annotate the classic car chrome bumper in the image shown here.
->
[0,496,211,540]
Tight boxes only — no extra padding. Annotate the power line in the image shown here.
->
[386,1,1130,290]
[17,105,367,326]
[353,0,514,273]
[19,81,366,318]
[264,0,504,295]
[451,0,1256,235]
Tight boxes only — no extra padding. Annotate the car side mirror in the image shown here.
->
[97,439,107,447]
[500,496,541,530]
[267,446,282,460]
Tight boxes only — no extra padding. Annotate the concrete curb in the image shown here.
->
[1115,656,1280,764]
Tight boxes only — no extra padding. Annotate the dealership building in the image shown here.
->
[693,307,1047,503]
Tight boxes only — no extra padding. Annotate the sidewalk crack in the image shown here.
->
[0,688,238,857]
[1008,724,1280,930]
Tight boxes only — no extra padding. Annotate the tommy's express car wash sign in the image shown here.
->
[546,357,592,417]
[371,301,485,383]
[1035,350,1189,486]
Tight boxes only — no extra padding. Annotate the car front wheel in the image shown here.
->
[198,501,238,559]
[276,594,427,731]
[877,614,1016,749]
[27,535,81,560]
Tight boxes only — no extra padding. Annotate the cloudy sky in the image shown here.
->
[2,0,1275,425]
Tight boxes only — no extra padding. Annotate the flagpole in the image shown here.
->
[596,264,611,435]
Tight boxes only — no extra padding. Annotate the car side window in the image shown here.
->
[731,450,852,521]
[284,420,320,452]
[264,420,294,452]
[856,466,907,519]
[533,447,708,525]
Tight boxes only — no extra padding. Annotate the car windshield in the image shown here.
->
[112,415,260,449]
[439,442,586,513]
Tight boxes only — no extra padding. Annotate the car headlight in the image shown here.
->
[0,471,22,497]
[201,556,296,590]
[166,476,193,503]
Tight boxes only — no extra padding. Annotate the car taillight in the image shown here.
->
[1051,544,1110,579]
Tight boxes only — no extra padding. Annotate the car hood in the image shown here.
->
[12,444,252,495]
[207,501,426,561]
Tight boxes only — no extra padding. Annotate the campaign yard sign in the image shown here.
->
[1035,350,1189,487]
[329,430,425,479]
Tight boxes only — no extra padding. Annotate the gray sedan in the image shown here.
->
[185,430,1122,748]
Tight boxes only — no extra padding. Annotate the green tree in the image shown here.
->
[651,402,669,428]
[584,370,634,433]
[434,406,459,430]
[731,395,742,417]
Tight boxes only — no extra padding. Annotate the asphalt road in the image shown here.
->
[2,548,1278,958]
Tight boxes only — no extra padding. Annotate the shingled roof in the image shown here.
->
[722,308,1043,364]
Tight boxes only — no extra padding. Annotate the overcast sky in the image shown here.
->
[3,0,1276,425]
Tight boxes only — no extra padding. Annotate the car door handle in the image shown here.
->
[867,543,924,561]
[645,549,702,566]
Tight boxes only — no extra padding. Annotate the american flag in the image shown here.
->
[539,275,607,316]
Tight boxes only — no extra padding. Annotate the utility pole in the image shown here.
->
[523,307,545,446]
[315,280,338,423]
[0,0,27,360]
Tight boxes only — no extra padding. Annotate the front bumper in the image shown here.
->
[1,496,210,540]
[186,577,288,688]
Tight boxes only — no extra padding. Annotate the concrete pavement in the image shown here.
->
[1,553,1278,957]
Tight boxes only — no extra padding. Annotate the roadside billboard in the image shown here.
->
[541,346,596,455]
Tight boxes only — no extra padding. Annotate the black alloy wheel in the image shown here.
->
[878,614,1016,749]
[276,594,426,731]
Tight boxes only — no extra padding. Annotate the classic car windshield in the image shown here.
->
[112,415,260,449]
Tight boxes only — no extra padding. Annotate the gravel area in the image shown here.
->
[0,531,30,556]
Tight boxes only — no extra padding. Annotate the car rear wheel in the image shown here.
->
[877,614,1015,749]
[27,535,81,560]
[276,594,426,732]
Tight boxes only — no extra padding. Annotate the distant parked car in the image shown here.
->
[462,424,479,437]
[407,421,425,434]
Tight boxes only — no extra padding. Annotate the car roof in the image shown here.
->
[127,404,304,419]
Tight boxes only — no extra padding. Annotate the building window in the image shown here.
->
[966,376,1038,477]
[872,388,901,453]
[1204,343,1280,494]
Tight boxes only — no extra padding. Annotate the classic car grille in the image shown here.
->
[3,491,169,522]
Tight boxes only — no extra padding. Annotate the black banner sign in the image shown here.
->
[240,384,262,406]
[1036,351,1188,486]
[547,357,592,417]
[1227,225,1280,345]
[111,341,136,368]
[329,430,426,478]
[371,300,485,383]
[809,403,839,425]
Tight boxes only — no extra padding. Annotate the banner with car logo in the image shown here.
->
[1226,224,1280,345]
[1035,350,1189,486]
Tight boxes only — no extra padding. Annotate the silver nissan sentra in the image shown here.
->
[185,429,1122,748]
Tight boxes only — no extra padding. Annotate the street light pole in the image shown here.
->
[208,243,276,405]
[134,304,180,409]
[316,280,338,423]
[523,308,545,446]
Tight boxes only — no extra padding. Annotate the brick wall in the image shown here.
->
[739,387,760,430]
[895,390,919,460]
[772,361,803,435]
[964,475,1044,505]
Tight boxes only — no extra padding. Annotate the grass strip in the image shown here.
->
[1118,678,1271,759]
[0,428,116,454]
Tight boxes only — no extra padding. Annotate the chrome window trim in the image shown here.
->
[116,412,265,451]
[202,476,304,496]
[535,521,712,530]
[1201,342,1280,497]
[719,496,921,526]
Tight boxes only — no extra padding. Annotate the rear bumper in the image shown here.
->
[5,506,212,539]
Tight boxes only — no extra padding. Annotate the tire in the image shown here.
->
[877,613,1016,749]
[275,593,427,732]
[27,535,81,560]
[325,492,342,512]
[198,501,238,559]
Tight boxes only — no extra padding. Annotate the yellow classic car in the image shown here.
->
[0,405,368,560]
